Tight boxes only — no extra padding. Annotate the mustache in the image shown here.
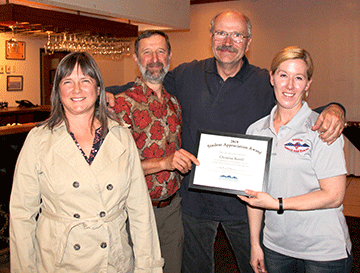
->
[146,62,164,69]
[216,45,238,53]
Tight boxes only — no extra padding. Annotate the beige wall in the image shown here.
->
[1,0,359,121]
[0,34,44,106]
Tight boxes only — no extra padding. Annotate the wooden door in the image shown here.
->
[40,50,69,105]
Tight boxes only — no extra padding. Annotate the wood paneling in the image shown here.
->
[0,4,138,38]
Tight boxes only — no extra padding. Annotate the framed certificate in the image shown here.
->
[189,129,272,196]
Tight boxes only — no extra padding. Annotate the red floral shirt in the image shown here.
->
[114,78,182,200]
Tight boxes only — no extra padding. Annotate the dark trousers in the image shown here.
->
[264,246,353,273]
[182,213,253,273]
[153,193,183,273]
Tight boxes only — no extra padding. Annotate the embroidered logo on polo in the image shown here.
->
[284,139,310,153]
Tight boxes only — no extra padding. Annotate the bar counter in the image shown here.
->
[0,105,51,135]
[0,122,39,136]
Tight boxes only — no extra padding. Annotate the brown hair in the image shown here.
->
[41,52,114,137]
[134,29,171,57]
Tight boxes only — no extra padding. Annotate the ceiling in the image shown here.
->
[0,2,138,38]
[0,0,234,39]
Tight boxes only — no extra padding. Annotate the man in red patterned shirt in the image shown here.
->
[113,30,199,273]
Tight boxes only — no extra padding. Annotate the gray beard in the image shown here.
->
[138,61,170,84]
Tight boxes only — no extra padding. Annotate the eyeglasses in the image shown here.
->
[212,31,250,44]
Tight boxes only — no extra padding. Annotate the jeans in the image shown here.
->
[181,213,253,273]
[264,246,353,273]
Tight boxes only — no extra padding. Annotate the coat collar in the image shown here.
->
[51,119,127,194]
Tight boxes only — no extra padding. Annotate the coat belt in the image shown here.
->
[41,208,124,265]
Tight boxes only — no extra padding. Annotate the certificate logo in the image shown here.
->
[219,175,238,182]
[284,139,310,153]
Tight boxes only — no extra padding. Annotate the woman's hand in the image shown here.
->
[238,190,278,210]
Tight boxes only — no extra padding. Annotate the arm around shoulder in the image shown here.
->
[312,103,346,145]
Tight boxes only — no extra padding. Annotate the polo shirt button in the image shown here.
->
[100,211,106,217]
[73,244,81,250]
[106,184,113,190]
[74,213,80,218]
[100,242,107,248]
[73,181,80,188]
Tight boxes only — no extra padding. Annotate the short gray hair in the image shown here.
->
[209,9,252,37]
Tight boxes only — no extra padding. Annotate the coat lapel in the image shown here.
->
[51,120,127,194]
[90,127,127,176]
[52,129,102,193]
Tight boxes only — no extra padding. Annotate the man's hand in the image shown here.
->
[142,149,200,175]
[106,92,116,112]
[312,104,345,145]
[163,149,200,174]
[250,245,267,273]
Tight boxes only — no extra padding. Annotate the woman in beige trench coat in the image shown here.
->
[10,52,164,272]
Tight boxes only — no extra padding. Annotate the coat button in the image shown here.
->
[100,242,107,248]
[74,213,80,218]
[100,211,106,218]
[73,181,80,188]
[74,244,81,250]
[106,184,113,190]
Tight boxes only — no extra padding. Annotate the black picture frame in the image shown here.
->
[189,129,272,196]
[7,76,23,91]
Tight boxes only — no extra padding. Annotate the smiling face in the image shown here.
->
[59,64,99,118]
[134,34,171,84]
[210,11,252,67]
[271,59,313,112]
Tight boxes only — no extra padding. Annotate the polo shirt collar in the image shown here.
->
[204,56,250,81]
[262,101,312,132]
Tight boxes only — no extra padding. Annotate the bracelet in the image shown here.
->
[277,197,284,214]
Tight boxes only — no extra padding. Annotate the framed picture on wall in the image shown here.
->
[7,76,23,91]
[5,41,26,60]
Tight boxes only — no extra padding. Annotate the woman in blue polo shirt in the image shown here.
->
[239,46,352,273]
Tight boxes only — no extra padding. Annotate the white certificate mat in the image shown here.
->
[189,130,272,196]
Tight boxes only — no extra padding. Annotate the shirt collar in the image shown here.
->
[134,76,171,101]
[263,101,312,132]
[204,56,250,81]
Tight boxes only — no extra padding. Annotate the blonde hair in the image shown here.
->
[270,46,314,80]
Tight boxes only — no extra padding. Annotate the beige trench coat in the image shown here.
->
[10,119,163,272]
